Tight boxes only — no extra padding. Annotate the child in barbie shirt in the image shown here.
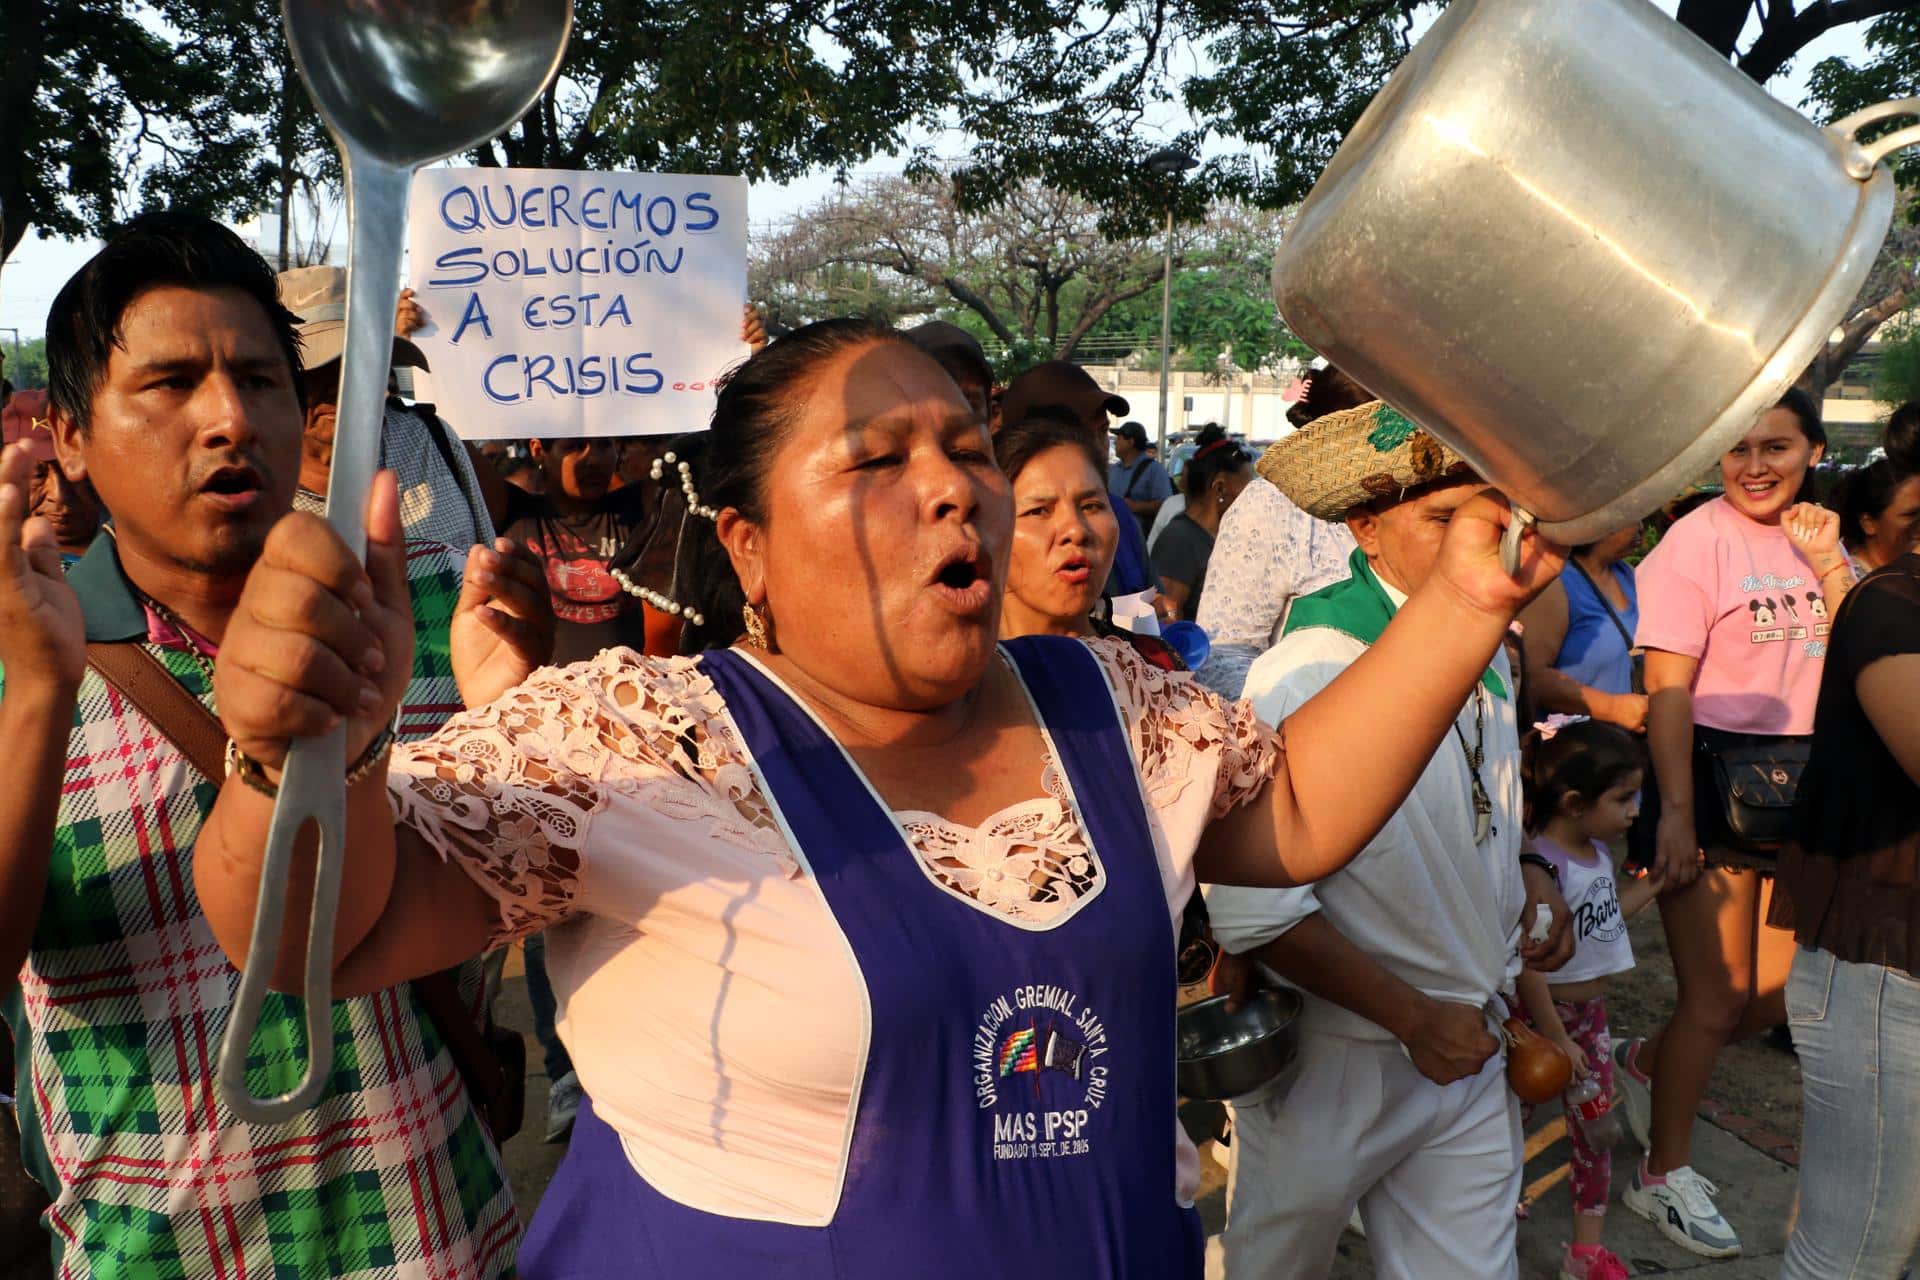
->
[1516,718,1664,1280]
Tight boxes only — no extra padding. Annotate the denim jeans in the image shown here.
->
[1780,946,1920,1279]
[522,932,575,1083]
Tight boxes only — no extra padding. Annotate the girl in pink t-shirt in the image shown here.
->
[1613,391,1857,1260]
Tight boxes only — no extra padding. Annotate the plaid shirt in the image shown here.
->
[3,534,518,1280]
[292,401,495,558]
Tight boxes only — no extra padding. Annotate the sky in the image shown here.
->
[0,3,1875,344]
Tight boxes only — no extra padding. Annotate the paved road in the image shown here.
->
[490,913,1810,1277]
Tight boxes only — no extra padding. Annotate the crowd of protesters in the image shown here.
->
[0,210,1917,1280]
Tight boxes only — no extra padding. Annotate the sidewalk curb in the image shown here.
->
[1698,1098,1799,1168]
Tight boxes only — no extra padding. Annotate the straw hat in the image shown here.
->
[1257,400,1473,521]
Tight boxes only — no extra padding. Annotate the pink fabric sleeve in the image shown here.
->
[1633,515,1716,659]
[1086,637,1282,821]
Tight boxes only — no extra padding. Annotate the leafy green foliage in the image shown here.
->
[1,336,49,391]
[0,1,293,263]
[752,176,1177,361]
[1805,9,1920,189]
[2,0,1906,276]
[1085,208,1316,373]
[1875,318,1920,411]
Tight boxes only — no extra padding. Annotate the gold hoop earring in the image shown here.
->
[742,601,771,651]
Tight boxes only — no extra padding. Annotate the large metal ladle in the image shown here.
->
[218,0,571,1126]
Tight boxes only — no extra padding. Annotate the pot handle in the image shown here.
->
[1833,98,1920,180]
[1499,506,1536,576]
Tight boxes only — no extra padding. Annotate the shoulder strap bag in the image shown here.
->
[1566,558,1644,695]
[1692,725,1810,860]
[84,643,526,1143]
[402,399,492,546]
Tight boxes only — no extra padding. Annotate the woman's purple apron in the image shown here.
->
[519,637,1203,1278]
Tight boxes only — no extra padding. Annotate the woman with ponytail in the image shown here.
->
[193,318,1565,1279]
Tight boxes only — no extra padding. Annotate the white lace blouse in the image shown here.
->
[1193,479,1357,699]
[387,638,1280,1223]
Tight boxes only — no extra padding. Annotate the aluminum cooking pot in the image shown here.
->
[1273,0,1920,547]
[1175,989,1304,1101]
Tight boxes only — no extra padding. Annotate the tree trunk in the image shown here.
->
[0,0,49,270]
[1674,0,1751,58]
[936,273,1019,346]
[1808,279,1917,390]
[1737,1,1912,84]
[276,62,296,271]
[1058,277,1166,359]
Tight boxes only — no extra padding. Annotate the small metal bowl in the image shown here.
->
[1175,989,1304,1101]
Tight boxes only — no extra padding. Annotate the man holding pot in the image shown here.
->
[1206,401,1570,1280]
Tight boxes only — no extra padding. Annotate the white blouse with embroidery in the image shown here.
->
[387,638,1279,1224]
[1193,479,1357,699]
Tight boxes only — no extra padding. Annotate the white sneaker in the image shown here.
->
[544,1070,582,1144]
[1622,1164,1740,1258]
[1612,1038,1652,1151]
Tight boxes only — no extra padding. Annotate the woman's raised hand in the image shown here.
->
[1782,502,1842,569]
[214,472,415,770]
[1431,490,1568,619]
[452,537,555,709]
[0,443,84,694]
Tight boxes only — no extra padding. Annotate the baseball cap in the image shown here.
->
[1113,420,1150,445]
[999,361,1129,432]
[905,320,993,391]
[278,266,429,373]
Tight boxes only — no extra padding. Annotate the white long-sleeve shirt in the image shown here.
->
[1192,480,1357,699]
[1206,591,1524,1043]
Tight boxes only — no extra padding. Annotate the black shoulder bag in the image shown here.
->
[1692,725,1811,859]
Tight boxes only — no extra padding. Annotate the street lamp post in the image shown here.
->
[1144,148,1198,456]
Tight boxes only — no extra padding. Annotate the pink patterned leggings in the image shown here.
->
[1517,994,1613,1216]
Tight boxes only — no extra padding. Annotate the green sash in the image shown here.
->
[1282,548,1508,700]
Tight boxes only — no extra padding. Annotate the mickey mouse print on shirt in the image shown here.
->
[1779,593,1807,640]
[1749,596,1786,643]
[1808,590,1830,637]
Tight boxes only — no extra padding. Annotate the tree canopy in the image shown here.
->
[3,0,1911,271]
[0,335,49,391]
[1799,9,1920,389]
[0,0,279,264]
[752,177,1302,375]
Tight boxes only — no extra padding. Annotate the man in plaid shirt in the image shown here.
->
[0,214,552,1278]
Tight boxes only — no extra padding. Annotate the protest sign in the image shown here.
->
[405,167,748,439]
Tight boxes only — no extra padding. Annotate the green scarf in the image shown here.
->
[1282,548,1508,700]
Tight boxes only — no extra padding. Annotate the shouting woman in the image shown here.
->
[181,320,1561,1278]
